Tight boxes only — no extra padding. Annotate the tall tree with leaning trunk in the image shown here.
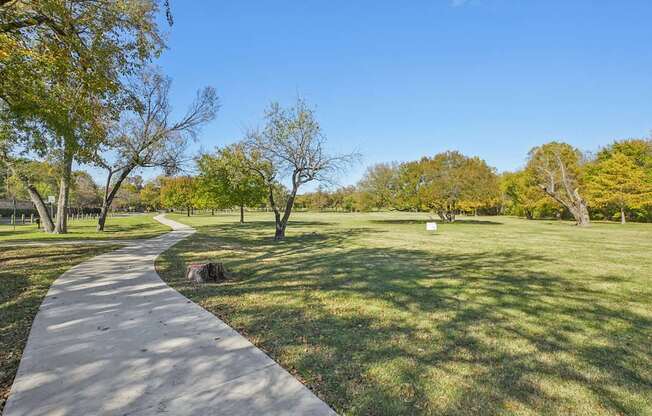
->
[94,69,217,231]
[0,156,55,231]
[245,98,358,240]
[527,142,591,226]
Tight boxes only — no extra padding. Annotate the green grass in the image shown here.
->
[0,244,120,411]
[156,211,652,416]
[0,213,169,242]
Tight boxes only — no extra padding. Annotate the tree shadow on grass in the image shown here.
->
[157,224,651,416]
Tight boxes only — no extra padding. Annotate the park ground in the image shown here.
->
[156,211,652,416]
[0,214,169,410]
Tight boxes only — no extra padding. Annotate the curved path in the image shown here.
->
[3,215,335,416]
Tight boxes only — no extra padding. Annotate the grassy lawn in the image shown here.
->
[0,213,169,242]
[156,211,652,416]
[0,244,120,411]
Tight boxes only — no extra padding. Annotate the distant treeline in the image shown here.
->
[4,139,651,226]
[296,139,652,224]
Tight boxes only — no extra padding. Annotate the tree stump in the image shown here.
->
[185,262,229,284]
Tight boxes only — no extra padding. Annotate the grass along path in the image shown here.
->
[0,213,169,243]
[0,213,170,411]
[156,211,652,416]
[0,244,120,411]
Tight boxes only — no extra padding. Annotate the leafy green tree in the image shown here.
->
[526,142,590,226]
[160,176,195,216]
[357,162,399,210]
[196,144,267,223]
[394,160,425,211]
[140,180,162,212]
[417,151,498,221]
[500,170,560,219]
[457,156,500,215]
[585,152,652,224]
[1,0,166,233]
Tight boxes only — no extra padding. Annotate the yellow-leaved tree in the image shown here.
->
[585,152,652,224]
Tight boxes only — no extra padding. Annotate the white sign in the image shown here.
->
[47,195,55,203]
[426,222,437,231]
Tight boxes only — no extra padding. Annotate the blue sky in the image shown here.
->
[152,0,652,187]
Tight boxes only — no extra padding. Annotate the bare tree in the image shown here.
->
[94,69,217,231]
[527,142,590,226]
[244,98,358,240]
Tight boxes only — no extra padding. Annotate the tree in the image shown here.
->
[1,0,166,233]
[357,162,399,210]
[394,160,425,212]
[140,179,162,211]
[457,156,500,215]
[94,68,217,231]
[70,171,101,212]
[0,113,57,230]
[196,144,267,223]
[0,153,57,231]
[500,170,560,219]
[585,152,652,224]
[526,142,591,226]
[417,151,497,222]
[245,98,357,240]
[160,176,195,216]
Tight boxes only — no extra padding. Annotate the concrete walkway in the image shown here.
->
[3,215,335,416]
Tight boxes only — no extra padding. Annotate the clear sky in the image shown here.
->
[152,0,652,187]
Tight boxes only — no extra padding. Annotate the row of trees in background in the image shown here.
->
[293,139,652,226]
[5,137,650,232]
[503,139,652,225]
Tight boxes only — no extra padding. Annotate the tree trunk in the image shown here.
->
[274,222,286,240]
[97,166,133,232]
[274,186,298,241]
[240,204,244,223]
[54,151,73,234]
[4,161,55,232]
[621,206,626,224]
[573,190,590,227]
[26,185,54,232]
[541,186,590,227]
[187,206,190,216]
[211,208,214,216]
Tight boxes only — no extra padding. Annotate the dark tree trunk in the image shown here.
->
[240,204,244,223]
[187,206,190,216]
[274,187,298,241]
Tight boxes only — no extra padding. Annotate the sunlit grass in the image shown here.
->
[157,211,652,416]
